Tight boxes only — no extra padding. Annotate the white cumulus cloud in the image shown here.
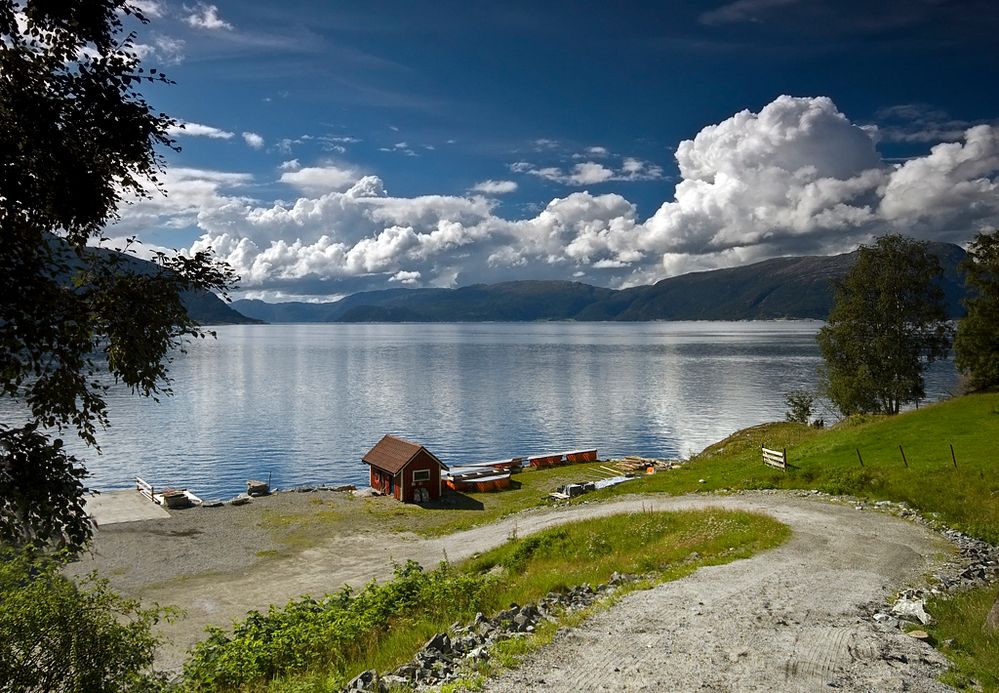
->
[242,131,265,149]
[130,0,165,18]
[278,165,360,194]
[514,158,664,186]
[167,122,234,139]
[471,180,518,194]
[133,34,185,66]
[117,96,999,298]
[184,3,233,31]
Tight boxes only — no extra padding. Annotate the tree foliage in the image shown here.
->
[783,390,815,424]
[1,1,235,551]
[954,229,999,391]
[0,547,170,692]
[816,234,952,416]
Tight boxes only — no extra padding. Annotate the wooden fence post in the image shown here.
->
[899,445,908,468]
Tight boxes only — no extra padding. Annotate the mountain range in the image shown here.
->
[230,242,968,323]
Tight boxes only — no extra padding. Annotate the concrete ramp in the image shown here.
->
[87,490,170,526]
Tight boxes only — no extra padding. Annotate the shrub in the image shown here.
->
[784,390,815,423]
[0,548,169,692]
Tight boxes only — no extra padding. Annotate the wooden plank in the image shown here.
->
[761,446,786,470]
[135,477,154,502]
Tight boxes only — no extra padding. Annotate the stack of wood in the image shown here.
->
[159,488,192,509]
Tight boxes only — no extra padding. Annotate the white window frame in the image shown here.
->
[412,469,430,483]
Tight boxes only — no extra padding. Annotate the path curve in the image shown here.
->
[128,492,952,689]
[480,493,953,692]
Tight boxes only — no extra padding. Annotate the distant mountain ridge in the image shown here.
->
[233,242,968,323]
[49,237,262,326]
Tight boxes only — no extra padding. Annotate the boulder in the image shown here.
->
[986,595,999,633]
[345,669,385,692]
[892,596,932,625]
[424,632,452,655]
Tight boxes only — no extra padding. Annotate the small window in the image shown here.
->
[413,469,430,483]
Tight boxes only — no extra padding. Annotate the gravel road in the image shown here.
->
[481,493,953,692]
[72,492,955,689]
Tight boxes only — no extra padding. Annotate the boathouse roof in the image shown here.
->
[362,434,448,474]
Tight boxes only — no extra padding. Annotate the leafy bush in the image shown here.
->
[784,390,815,423]
[0,548,169,692]
[183,510,788,691]
[183,560,494,690]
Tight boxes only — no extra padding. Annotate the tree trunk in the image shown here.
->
[986,594,999,633]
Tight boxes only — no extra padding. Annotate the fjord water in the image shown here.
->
[34,322,960,498]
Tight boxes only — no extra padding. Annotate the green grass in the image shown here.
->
[183,509,788,692]
[367,461,633,538]
[927,583,999,691]
[590,391,999,543]
[230,392,997,690]
[253,462,638,554]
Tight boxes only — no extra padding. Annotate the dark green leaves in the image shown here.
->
[817,234,952,416]
[1,1,235,550]
[955,229,999,391]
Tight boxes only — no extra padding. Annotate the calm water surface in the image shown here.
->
[12,322,960,497]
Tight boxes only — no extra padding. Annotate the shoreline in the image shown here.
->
[69,489,964,683]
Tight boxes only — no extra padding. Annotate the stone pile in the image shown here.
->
[343,578,632,692]
[794,492,999,632]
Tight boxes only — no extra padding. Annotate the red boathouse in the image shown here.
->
[362,434,448,503]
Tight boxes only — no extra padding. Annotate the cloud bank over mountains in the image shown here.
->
[118,95,999,300]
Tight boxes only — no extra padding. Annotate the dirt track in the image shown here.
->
[73,492,955,688]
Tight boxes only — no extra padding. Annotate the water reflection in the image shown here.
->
[1,322,958,497]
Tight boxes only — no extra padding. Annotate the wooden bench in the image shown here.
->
[762,447,787,471]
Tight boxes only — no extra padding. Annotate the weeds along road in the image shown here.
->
[78,492,954,688]
[481,493,953,692]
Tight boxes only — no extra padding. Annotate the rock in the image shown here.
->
[892,596,933,625]
[467,645,489,661]
[345,669,384,692]
[986,595,999,633]
[475,620,495,637]
[424,632,452,654]
[381,674,409,689]
[513,612,532,632]
[392,663,417,679]
[907,629,930,641]
[497,604,521,622]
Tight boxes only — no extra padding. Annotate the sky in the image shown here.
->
[109,0,999,301]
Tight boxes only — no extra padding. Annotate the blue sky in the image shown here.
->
[113,0,999,301]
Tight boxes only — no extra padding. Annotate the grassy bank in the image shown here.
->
[592,391,999,544]
[585,390,998,689]
[182,509,788,691]
[255,460,628,556]
[223,392,997,690]
[257,393,997,559]
[927,583,999,691]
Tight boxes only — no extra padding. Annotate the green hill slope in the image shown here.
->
[600,392,999,543]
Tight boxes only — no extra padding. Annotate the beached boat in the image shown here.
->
[156,488,203,509]
[456,457,524,472]
[445,471,512,492]
[136,477,203,509]
[527,453,564,469]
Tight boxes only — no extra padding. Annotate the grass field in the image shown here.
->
[185,509,788,692]
[248,391,998,690]
[591,391,999,544]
